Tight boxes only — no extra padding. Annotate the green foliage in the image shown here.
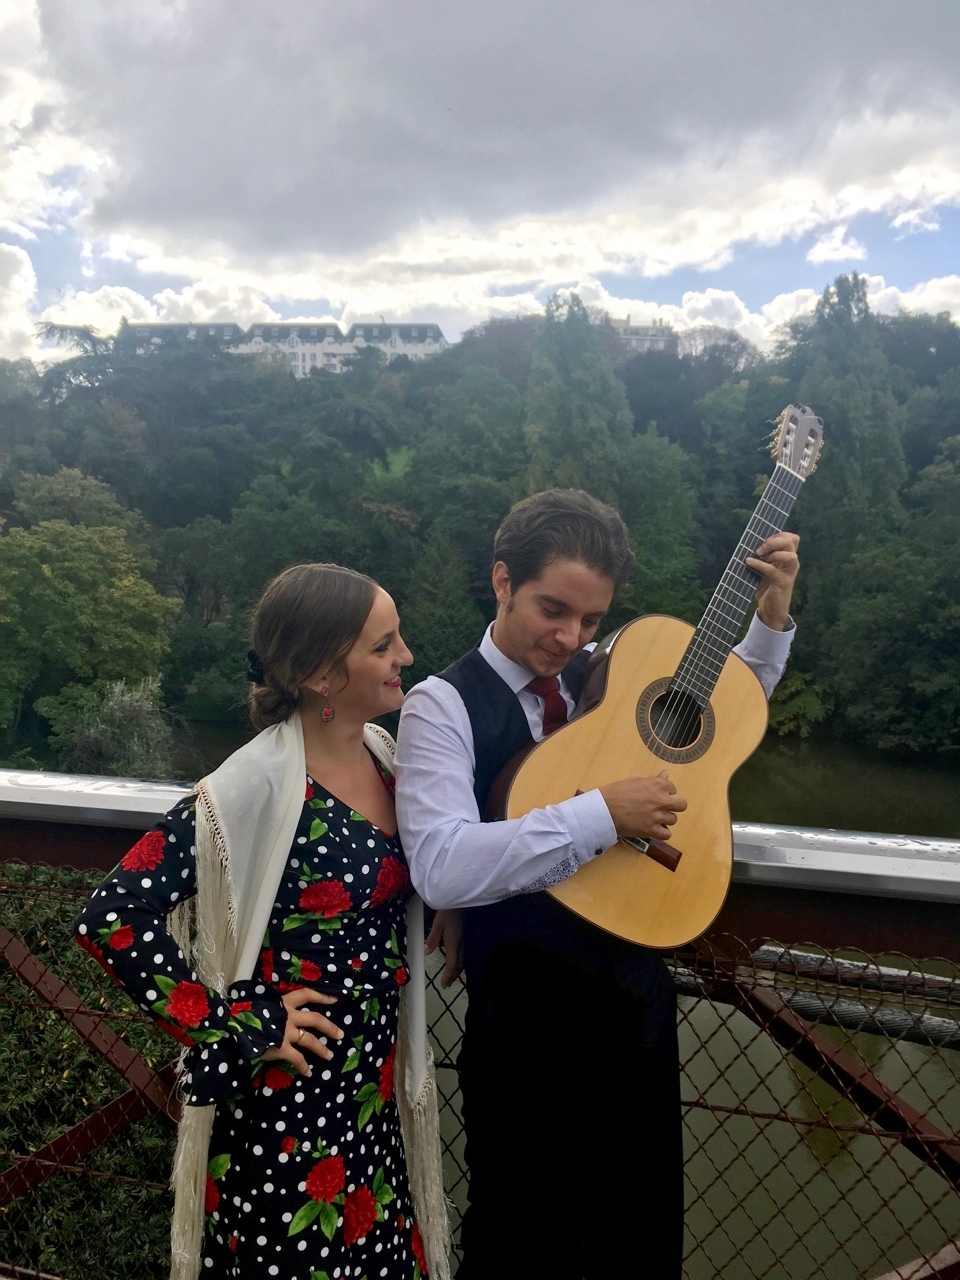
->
[399,531,487,686]
[524,294,634,504]
[35,676,181,778]
[12,467,152,567]
[820,437,960,751]
[613,428,703,626]
[0,520,173,735]
[2,279,958,760]
[767,669,833,738]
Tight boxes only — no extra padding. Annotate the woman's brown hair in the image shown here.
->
[248,563,378,729]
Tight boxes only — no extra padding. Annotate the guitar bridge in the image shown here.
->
[620,836,683,873]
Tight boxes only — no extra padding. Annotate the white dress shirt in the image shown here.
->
[395,614,794,911]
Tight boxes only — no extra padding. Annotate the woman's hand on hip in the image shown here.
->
[261,987,342,1077]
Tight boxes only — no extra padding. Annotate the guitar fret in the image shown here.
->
[675,461,804,701]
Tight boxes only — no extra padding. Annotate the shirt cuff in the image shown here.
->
[562,788,618,864]
[744,611,795,655]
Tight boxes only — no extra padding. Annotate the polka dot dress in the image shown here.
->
[77,772,427,1279]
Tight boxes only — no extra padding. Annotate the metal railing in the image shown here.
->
[1,771,959,1279]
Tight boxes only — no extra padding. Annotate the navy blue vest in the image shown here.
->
[437,644,620,977]
[439,644,590,813]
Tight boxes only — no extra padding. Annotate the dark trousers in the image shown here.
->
[456,901,684,1280]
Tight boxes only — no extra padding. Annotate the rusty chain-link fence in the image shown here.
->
[2,858,959,1280]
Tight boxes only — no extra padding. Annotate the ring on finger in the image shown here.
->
[297,1028,305,1043]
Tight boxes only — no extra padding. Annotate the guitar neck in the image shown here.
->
[674,463,804,705]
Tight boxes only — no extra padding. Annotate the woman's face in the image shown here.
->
[312,587,413,722]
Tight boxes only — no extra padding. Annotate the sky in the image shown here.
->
[2,0,959,362]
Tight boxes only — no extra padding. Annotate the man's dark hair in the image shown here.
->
[492,488,635,591]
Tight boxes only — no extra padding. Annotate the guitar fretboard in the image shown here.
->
[673,464,803,706]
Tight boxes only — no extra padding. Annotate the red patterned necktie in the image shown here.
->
[525,675,569,737]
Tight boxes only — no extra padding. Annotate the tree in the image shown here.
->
[780,277,909,663]
[12,468,149,557]
[409,366,528,489]
[0,521,173,747]
[36,676,180,778]
[875,311,960,390]
[398,530,486,685]
[524,294,634,505]
[612,428,702,627]
[452,316,543,389]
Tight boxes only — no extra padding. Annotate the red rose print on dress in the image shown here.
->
[149,977,224,1046]
[94,919,136,957]
[120,829,167,872]
[305,1154,346,1204]
[107,923,135,950]
[411,1219,427,1275]
[354,1043,397,1128]
[204,1173,219,1215]
[287,1143,347,1239]
[284,878,353,933]
[377,1043,395,1103]
[257,1064,296,1092]
[204,1154,229,1220]
[163,980,210,1027]
[384,926,408,986]
[227,999,263,1035]
[293,956,321,982]
[369,856,410,907]
[343,1184,379,1247]
[281,1135,297,1155]
[300,880,352,918]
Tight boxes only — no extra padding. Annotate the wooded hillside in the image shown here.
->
[2,277,957,774]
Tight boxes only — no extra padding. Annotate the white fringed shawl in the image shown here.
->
[168,712,450,1280]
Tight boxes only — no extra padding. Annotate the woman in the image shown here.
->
[76,562,449,1280]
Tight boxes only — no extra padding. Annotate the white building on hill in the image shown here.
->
[126,320,449,375]
[608,316,678,355]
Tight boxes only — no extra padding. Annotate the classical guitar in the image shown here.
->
[500,404,824,948]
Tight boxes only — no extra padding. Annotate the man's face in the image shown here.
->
[490,556,615,678]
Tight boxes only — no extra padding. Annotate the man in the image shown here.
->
[396,488,799,1279]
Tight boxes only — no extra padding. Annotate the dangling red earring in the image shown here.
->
[319,685,335,722]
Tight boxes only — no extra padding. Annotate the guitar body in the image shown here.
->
[503,613,770,948]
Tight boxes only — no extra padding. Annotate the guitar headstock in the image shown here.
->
[770,404,824,479]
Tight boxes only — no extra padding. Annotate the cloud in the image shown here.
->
[28,0,960,265]
[891,209,940,237]
[0,243,39,358]
[807,225,868,264]
[38,280,284,331]
[40,283,159,332]
[554,278,820,352]
[0,1,102,239]
[3,0,958,357]
[865,273,960,318]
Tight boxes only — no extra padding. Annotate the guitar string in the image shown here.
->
[669,475,800,726]
[662,469,802,743]
[658,407,820,742]
[654,467,803,748]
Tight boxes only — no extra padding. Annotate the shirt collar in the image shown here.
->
[478,623,536,695]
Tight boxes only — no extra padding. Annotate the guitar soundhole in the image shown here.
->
[636,679,715,763]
